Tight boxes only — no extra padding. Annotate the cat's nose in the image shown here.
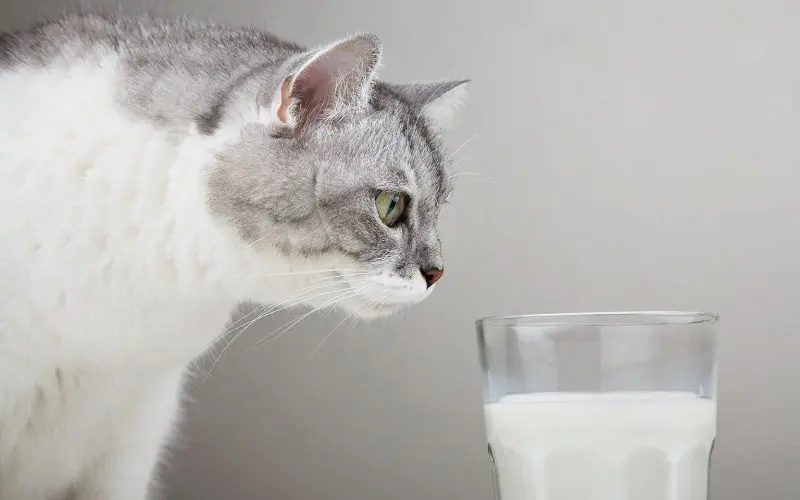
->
[421,267,444,288]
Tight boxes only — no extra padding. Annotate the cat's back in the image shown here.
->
[3,12,296,123]
[0,13,300,67]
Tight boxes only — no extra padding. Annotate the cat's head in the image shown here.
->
[208,34,468,318]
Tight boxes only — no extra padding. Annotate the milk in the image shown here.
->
[484,392,716,500]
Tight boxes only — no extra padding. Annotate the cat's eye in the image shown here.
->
[375,191,406,227]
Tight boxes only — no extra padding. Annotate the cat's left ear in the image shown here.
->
[387,80,470,132]
[260,34,382,135]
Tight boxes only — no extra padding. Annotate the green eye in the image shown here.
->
[375,191,406,227]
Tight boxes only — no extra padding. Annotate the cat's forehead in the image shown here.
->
[323,105,452,202]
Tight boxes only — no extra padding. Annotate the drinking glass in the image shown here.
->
[476,311,718,500]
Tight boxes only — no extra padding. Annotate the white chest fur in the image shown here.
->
[0,55,246,499]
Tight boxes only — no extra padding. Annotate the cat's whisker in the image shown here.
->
[249,286,367,351]
[449,152,477,167]
[452,171,495,179]
[203,305,284,385]
[265,287,367,348]
[317,299,342,325]
[305,271,377,282]
[448,153,481,173]
[221,280,356,338]
[225,274,375,342]
[220,267,365,281]
[252,268,367,278]
[446,134,476,162]
[218,280,348,337]
[446,136,479,165]
[222,303,270,334]
[214,269,380,345]
[452,171,499,185]
[262,287,367,347]
[309,298,367,358]
[245,232,275,249]
[212,281,353,352]
[201,282,360,385]
[250,270,370,288]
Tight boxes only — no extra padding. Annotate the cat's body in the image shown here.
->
[0,13,467,500]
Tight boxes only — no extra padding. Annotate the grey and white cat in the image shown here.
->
[0,13,467,500]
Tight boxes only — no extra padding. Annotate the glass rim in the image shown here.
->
[477,311,719,328]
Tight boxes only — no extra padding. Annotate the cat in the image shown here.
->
[0,12,468,500]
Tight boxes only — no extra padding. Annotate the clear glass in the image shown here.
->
[476,311,718,500]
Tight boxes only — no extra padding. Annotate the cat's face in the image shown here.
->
[208,34,467,317]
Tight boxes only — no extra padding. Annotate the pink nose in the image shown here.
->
[422,268,444,288]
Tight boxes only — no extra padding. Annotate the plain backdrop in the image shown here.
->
[2,1,800,499]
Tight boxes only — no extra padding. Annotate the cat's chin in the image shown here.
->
[359,302,404,319]
[337,295,405,320]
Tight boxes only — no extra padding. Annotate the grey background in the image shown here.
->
[3,1,799,499]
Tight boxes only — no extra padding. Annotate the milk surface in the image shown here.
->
[484,392,716,500]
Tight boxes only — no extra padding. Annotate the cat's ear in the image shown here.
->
[388,80,470,132]
[259,34,382,134]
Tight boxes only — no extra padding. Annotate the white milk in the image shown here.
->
[484,392,716,500]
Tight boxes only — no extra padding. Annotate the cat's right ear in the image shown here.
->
[258,34,383,135]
